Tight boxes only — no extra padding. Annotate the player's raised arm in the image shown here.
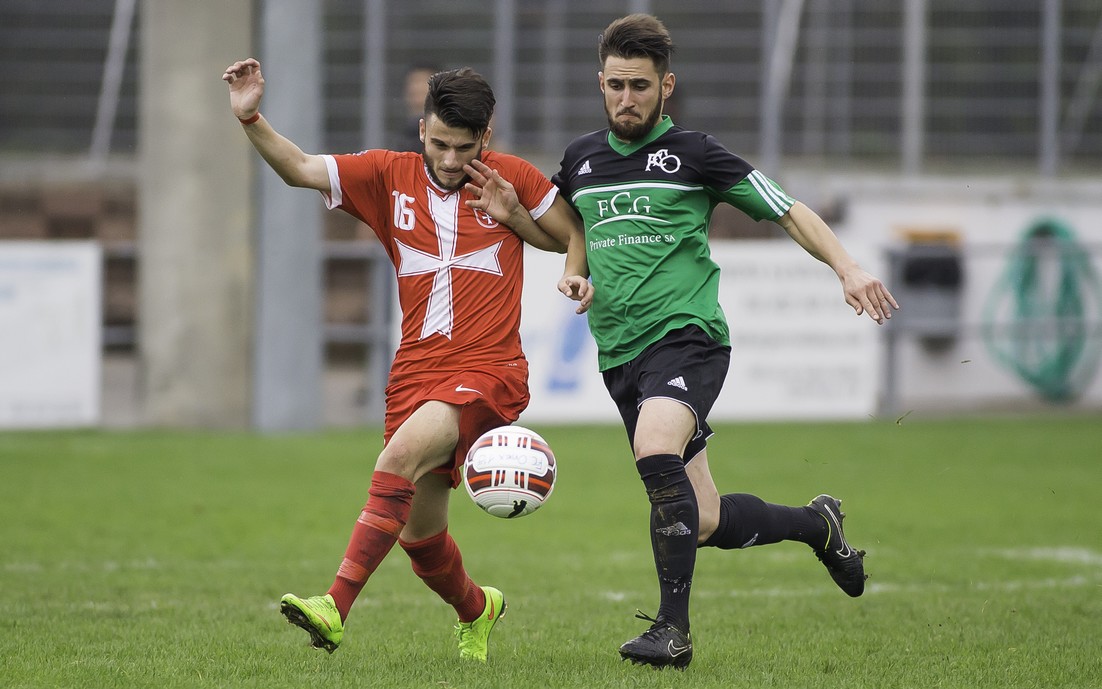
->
[222,58,329,192]
[776,201,899,324]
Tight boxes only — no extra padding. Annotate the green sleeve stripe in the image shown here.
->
[745,170,794,218]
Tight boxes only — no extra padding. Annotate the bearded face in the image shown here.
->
[600,55,673,143]
[606,92,665,142]
[419,114,489,191]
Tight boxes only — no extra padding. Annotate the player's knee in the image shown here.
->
[375,441,426,480]
[633,438,687,460]
[632,424,693,459]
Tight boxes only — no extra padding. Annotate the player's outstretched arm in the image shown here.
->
[222,58,329,192]
[557,210,592,314]
[777,201,899,324]
[463,160,566,252]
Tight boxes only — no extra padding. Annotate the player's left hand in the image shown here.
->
[559,275,594,314]
[222,58,265,120]
[463,159,521,226]
[840,267,899,324]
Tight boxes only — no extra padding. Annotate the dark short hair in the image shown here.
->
[425,67,496,136]
[598,13,674,75]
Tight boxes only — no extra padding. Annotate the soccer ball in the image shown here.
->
[463,425,556,518]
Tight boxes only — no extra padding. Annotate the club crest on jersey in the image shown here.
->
[473,208,499,229]
[645,148,681,174]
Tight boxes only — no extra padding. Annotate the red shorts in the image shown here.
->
[383,361,530,488]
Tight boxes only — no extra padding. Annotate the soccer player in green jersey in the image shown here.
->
[550,14,900,670]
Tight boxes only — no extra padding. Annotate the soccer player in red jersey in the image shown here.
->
[222,59,578,661]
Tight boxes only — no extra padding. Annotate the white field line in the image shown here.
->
[8,547,1101,600]
[1,557,335,573]
[603,546,1102,601]
[981,546,1102,566]
[7,547,1101,574]
[601,574,1101,603]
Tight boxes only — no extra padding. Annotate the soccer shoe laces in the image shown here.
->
[453,619,482,655]
[634,610,659,625]
[631,610,667,638]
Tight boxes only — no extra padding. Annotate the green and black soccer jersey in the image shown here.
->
[552,115,795,371]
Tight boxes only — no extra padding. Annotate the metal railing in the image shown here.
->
[2,0,1101,172]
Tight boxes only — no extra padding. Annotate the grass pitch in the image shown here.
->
[2,416,1101,688]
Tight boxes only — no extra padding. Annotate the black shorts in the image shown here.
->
[602,324,731,462]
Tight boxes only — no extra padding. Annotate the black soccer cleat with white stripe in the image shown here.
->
[618,612,693,670]
[808,494,868,597]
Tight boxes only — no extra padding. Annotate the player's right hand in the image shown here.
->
[222,58,264,120]
[558,275,593,314]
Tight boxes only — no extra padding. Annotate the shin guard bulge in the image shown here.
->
[636,453,698,632]
[401,529,485,622]
[327,471,415,620]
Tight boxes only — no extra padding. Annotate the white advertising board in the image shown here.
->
[0,242,102,427]
[710,241,882,420]
[519,240,882,423]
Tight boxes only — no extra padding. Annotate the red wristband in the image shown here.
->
[238,112,260,125]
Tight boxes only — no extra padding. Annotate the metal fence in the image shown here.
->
[2,0,1100,173]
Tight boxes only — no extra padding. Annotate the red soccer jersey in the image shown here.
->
[321,150,556,378]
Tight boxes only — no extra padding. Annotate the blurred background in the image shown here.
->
[1,0,1100,431]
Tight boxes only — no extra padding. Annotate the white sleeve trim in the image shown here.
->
[528,187,558,221]
[319,154,342,209]
[746,170,793,217]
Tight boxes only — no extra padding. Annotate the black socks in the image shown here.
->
[701,493,827,550]
[636,453,698,633]
[635,456,830,630]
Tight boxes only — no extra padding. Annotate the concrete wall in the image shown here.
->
[138,2,254,427]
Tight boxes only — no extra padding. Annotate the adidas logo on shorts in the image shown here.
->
[667,376,688,391]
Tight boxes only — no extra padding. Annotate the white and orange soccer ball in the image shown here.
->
[463,425,556,518]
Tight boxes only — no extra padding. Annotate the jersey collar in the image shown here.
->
[606,115,675,156]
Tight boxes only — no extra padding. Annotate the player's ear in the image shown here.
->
[482,126,493,149]
[598,71,605,93]
[663,72,676,100]
[418,118,426,144]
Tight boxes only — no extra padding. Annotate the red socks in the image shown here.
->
[324,471,485,624]
[327,471,415,621]
[401,529,486,623]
